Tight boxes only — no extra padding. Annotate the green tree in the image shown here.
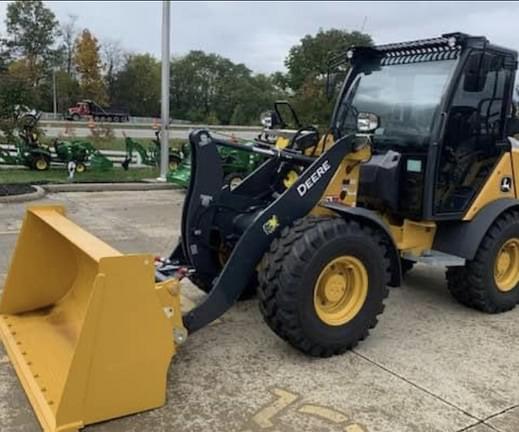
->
[285,29,372,127]
[73,29,107,103]
[5,0,59,88]
[102,39,124,103]
[59,14,78,76]
[112,54,160,116]
[171,51,283,125]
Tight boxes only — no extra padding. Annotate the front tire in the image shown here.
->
[258,217,390,357]
[447,209,519,313]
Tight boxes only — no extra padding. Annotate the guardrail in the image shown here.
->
[0,144,140,166]
[38,119,262,132]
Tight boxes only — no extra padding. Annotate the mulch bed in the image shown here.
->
[0,184,36,197]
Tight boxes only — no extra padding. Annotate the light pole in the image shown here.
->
[159,0,171,181]
[52,68,58,118]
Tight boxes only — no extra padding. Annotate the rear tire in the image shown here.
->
[72,113,80,121]
[258,217,390,357]
[446,209,519,313]
[75,162,86,173]
[32,155,50,171]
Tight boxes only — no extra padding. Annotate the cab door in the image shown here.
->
[433,50,513,217]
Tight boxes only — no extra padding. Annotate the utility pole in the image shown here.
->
[52,68,57,117]
[159,0,171,181]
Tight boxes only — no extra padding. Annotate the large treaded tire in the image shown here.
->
[446,209,519,313]
[258,217,391,357]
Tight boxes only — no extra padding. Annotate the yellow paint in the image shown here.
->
[263,215,280,235]
[314,256,368,326]
[388,219,436,256]
[283,170,299,188]
[463,153,516,221]
[275,136,290,149]
[345,424,367,432]
[298,404,350,423]
[306,133,336,156]
[511,146,519,195]
[494,237,519,292]
[252,388,299,428]
[311,140,371,218]
[0,206,185,432]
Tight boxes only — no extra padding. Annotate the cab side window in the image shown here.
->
[435,51,511,214]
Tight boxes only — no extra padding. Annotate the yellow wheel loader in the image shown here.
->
[2,32,519,431]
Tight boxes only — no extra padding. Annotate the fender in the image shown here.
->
[434,198,519,260]
[320,202,402,287]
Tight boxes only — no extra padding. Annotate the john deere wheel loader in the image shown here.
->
[2,32,519,431]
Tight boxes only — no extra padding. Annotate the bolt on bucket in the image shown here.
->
[0,206,185,432]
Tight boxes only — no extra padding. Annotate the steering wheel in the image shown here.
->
[289,126,320,153]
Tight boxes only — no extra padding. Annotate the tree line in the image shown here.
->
[0,0,372,127]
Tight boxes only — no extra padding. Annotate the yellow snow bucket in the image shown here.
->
[0,205,185,432]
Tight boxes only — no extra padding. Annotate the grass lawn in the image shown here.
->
[0,167,160,184]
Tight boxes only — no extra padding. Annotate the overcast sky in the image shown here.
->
[0,1,517,74]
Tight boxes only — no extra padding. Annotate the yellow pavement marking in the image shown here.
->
[345,424,367,432]
[298,404,349,423]
[252,388,299,429]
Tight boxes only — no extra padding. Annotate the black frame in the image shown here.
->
[329,33,518,221]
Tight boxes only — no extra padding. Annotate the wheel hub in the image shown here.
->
[314,256,368,326]
[494,238,519,292]
[323,275,346,302]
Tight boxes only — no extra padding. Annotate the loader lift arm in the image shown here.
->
[162,129,359,333]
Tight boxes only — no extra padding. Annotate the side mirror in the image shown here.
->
[274,101,301,129]
[357,112,380,133]
[260,110,281,129]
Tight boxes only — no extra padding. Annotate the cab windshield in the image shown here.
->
[335,59,456,148]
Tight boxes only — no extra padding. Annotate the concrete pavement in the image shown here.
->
[0,190,518,432]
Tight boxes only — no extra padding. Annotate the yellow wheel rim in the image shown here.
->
[76,164,85,173]
[494,238,519,292]
[314,255,368,326]
[35,159,47,170]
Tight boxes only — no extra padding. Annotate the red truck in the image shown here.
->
[65,100,130,122]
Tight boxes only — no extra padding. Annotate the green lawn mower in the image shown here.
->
[52,138,114,172]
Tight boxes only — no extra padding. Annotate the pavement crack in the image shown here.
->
[352,350,481,423]
[481,402,519,422]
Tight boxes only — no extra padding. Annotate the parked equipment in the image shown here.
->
[53,139,113,172]
[3,33,519,431]
[0,111,53,171]
[121,130,183,171]
[167,136,264,189]
[65,100,129,122]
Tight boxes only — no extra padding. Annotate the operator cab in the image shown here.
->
[331,33,518,220]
